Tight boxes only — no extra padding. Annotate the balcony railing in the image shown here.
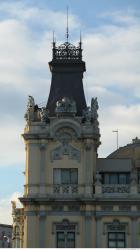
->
[53,184,78,194]
[24,184,85,197]
[102,184,130,193]
[24,183,132,197]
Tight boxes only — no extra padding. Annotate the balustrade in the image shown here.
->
[102,184,130,193]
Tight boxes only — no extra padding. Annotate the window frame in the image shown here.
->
[53,168,78,185]
[101,172,130,184]
[108,232,125,248]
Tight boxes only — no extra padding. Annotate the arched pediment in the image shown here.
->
[50,119,81,139]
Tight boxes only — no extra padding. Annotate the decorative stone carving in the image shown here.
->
[91,97,98,120]
[53,184,78,194]
[24,95,35,122]
[11,201,16,214]
[52,123,79,140]
[51,144,80,162]
[103,219,128,235]
[55,97,77,116]
[119,205,131,211]
[52,219,79,235]
[84,139,93,151]
[40,107,50,123]
[82,97,100,134]
[107,219,126,231]
[56,130,73,144]
[102,184,130,193]
[95,171,102,185]
[130,169,137,186]
[101,205,113,211]
[83,107,92,123]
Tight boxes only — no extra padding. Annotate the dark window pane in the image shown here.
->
[108,232,125,248]
[109,174,118,184]
[57,232,65,240]
[61,169,70,184]
[108,241,116,248]
[67,232,75,240]
[70,169,78,184]
[126,173,130,184]
[108,233,116,239]
[117,233,125,240]
[67,232,75,248]
[57,232,65,248]
[117,241,125,248]
[104,174,110,184]
[53,169,61,184]
[119,174,126,184]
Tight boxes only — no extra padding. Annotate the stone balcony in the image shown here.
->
[102,184,130,193]
[24,184,85,198]
[23,182,140,200]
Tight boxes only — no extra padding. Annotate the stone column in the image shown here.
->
[131,217,138,247]
[95,171,102,195]
[39,211,47,248]
[40,143,46,195]
[84,139,94,197]
[96,217,101,248]
[24,212,39,248]
[130,170,138,194]
[85,211,92,247]
[27,142,40,195]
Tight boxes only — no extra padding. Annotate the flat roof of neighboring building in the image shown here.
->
[97,158,132,172]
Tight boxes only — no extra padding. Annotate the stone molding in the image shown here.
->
[103,219,129,235]
[50,143,80,162]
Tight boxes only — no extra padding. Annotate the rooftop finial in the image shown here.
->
[80,31,82,43]
[66,6,69,42]
[53,30,55,43]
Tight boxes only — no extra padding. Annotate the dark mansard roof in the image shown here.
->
[46,41,87,116]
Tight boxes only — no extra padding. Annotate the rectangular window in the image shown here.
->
[57,232,65,248]
[102,173,130,184]
[53,169,78,185]
[56,231,75,248]
[109,174,118,184]
[67,232,75,248]
[108,232,125,248]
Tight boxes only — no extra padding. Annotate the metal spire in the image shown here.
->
[53,30,55,43]
[80,31,82,43]
[112,129,119,149]
[66,6,69,42]
[79,30,82,47]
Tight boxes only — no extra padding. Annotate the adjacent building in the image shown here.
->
[0,224,12,248]
[12,36,140,248]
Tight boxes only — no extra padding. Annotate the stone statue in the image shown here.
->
[83,107,91,123]
[11,201,16,213]
[91,97,98,120]
[27,95,35,111]
[24,95,35,122]
[55,97,77,115]
[40,107,49,122]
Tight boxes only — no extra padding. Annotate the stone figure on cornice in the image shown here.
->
[91,97,98,120]
[55,97,77,115]
[24,95,35,122]
[40,107,50,123]
[83,107,91,123]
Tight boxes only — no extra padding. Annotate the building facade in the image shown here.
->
[12,37,140,248]
[0,224,12,248]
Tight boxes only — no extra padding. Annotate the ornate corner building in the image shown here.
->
[12,37,140,248]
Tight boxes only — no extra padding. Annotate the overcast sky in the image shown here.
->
[0,0,140,224]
